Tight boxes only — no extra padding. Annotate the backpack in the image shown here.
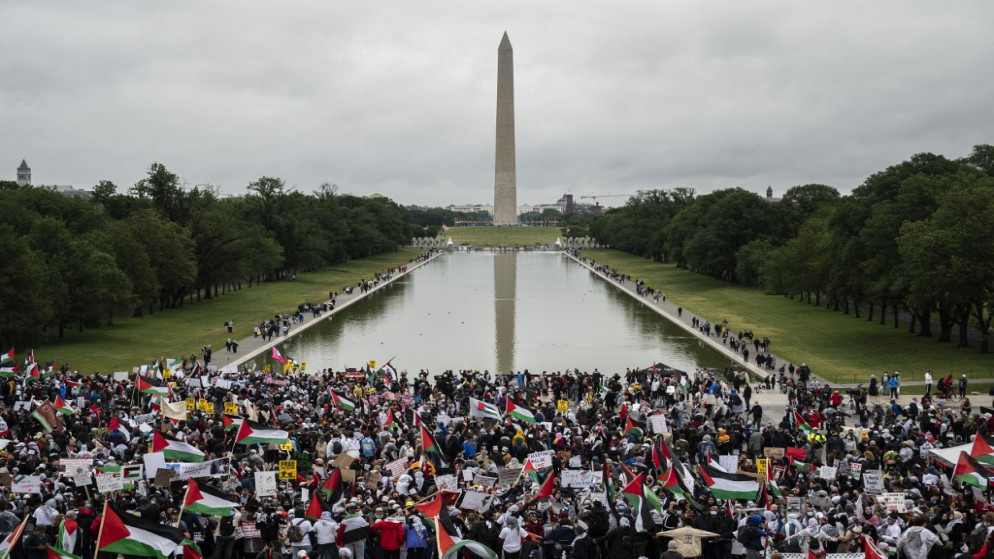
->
[332,440,343,455]
[737,525,753,543]
[219,516,236,537]
[288,520,306,543]
[969,525,988,554]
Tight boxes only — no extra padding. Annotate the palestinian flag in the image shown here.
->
[620,473,659,533]
[153,431,206,462]
[41,361,57,379]
[955,451,994,488]
[95,464,143,490]
[521,458,540,484]
[183,542,202,559]
[331,392,356,412]
[603,462,616,503]
[55,517,78,555]
[413,411,424,427]
[0,348,13,367]
[382,409,397,428]
[534,469,556,501]
[436,506,498,559]
[414,494,442,519]
[222,415,243,431]
[864,537,886,559]
[305,492,334,521]
[54,396,74,416]
[700,465,759,500]
[97,502,187,559]
[707,454,727,472]
[791,459,811,470]
[182,478,239,516]
[659,466,690,499]
[0,519,27,559]
[970,433,994,466]
[622,416,644,440]
[768,478,784,498]
[420,425,448,468]
[469,398,502,421]
[338,513,370,545]
[235,418,289,445]
[320,468,347,506]
[0,362,19,377]
[505,399,536,424]
[46,546,80,559]
[138,375,171,397]
[793,410,814,435]
[108,416,132,441]
[651,438,669,475]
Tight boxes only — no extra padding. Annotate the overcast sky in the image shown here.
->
[2,2,992,208]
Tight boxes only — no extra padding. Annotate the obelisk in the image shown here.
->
[493,32,517,226]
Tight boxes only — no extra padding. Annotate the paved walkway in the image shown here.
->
[213,251,443,371]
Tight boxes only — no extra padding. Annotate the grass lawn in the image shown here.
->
[442,226,561,247]
[37,250,424,374]
[580,250,994,384]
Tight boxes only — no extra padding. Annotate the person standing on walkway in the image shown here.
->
[959,375,968,399]
[924,370,933,396]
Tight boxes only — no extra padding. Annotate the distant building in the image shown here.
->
[765,186,782,203]
[16,159,30,186]
[47,185,91,198]
[556,193,575,214]
[448,203,494,215]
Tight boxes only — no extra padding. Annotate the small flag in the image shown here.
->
[153,432,206,463]
[271,347,286,364]
[235,418,289,445]
[469,398,502,421]
[505,399,536,424]
[53,396,74,416]
[182,478,239,516]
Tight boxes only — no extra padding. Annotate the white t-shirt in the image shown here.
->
[499,525,527,553]
[291,518,314,547]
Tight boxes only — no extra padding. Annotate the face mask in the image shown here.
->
[711,511,717,516]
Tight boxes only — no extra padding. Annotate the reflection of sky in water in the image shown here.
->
[246,252,732,375]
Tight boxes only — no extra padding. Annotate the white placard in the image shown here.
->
[60,458,93,477]
[719,455,738,473]
[878,492,907,512]
[527,450,554,470]
[462,469,477,482]
[819,466,838,481]
[11,475,43,494]
[459,491,493,512]
[561,469,592,488]
[862,470,884,494]
[385,458,408,478]
[96,473,124,493]
[475,475,498,489]
[649,415,668,434]
[113,372,130,382]
[142,452,167,480]
[435,474,458,492]
[255,471,278,498]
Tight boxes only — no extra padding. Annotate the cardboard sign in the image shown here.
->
[340,469,356,483]
[153,468,177,488]
[557,400,569,413]
[279,460,297,480]
[763,447,786,458]
[224,402,238,415]
[819,466,837,481]
[333,453,356,470]
[255,471,278,497]
[96,473,124,493]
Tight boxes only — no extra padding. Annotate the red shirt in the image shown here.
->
[372,520,405,550]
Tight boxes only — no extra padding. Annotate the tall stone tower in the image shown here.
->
[16,160,30,186]
[493,32,517,226]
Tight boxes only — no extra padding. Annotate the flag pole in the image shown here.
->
[93,499,108,559]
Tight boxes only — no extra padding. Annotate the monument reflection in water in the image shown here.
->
[243,251,731,375]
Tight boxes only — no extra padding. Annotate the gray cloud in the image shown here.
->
[2,1,992,207]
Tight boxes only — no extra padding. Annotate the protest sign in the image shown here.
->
[557,400,569,412]
[562,469,591,488]
[60,458,92,478]
[649,415,668,434]
[256,471,278,497]
[279,460,297,480]
[224,402,238,415]
[819,466,837,481]
[11,475,43,494]
[527,450,554,470]
[756,459,769,478]
[185,399,195,411]
[878,492,907,512]
[435,474,458,491]
[96,473,123,493]
[862,470,884,494]
[719,455,738,474]
[499,467,522,487]
[459,491,493,512]
[386,458,408,478]
[153,469,177,488]
[475,475,498,489]
[763,448,786,458]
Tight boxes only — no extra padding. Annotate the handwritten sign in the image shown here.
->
[561,469,592,488]
[527,450,554,470]
[763,447,786,458]
[475,475,498,489]
[435,474,458,491]
[386,458,408,478]
[95,473,124,494]
[649,415,668,434]
[862,470,884,494]
[279,460,297,480]
[819,466,837,481]
[11,475,43,494]
[878,492,907,513]
[499,467,522,487]
[255,471,278,497]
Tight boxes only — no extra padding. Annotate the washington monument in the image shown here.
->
[493,32,517,226]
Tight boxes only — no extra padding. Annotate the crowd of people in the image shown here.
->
[0,351,992,559]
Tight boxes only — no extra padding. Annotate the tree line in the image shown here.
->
[590,145,994,353]
[0,163,421,346]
